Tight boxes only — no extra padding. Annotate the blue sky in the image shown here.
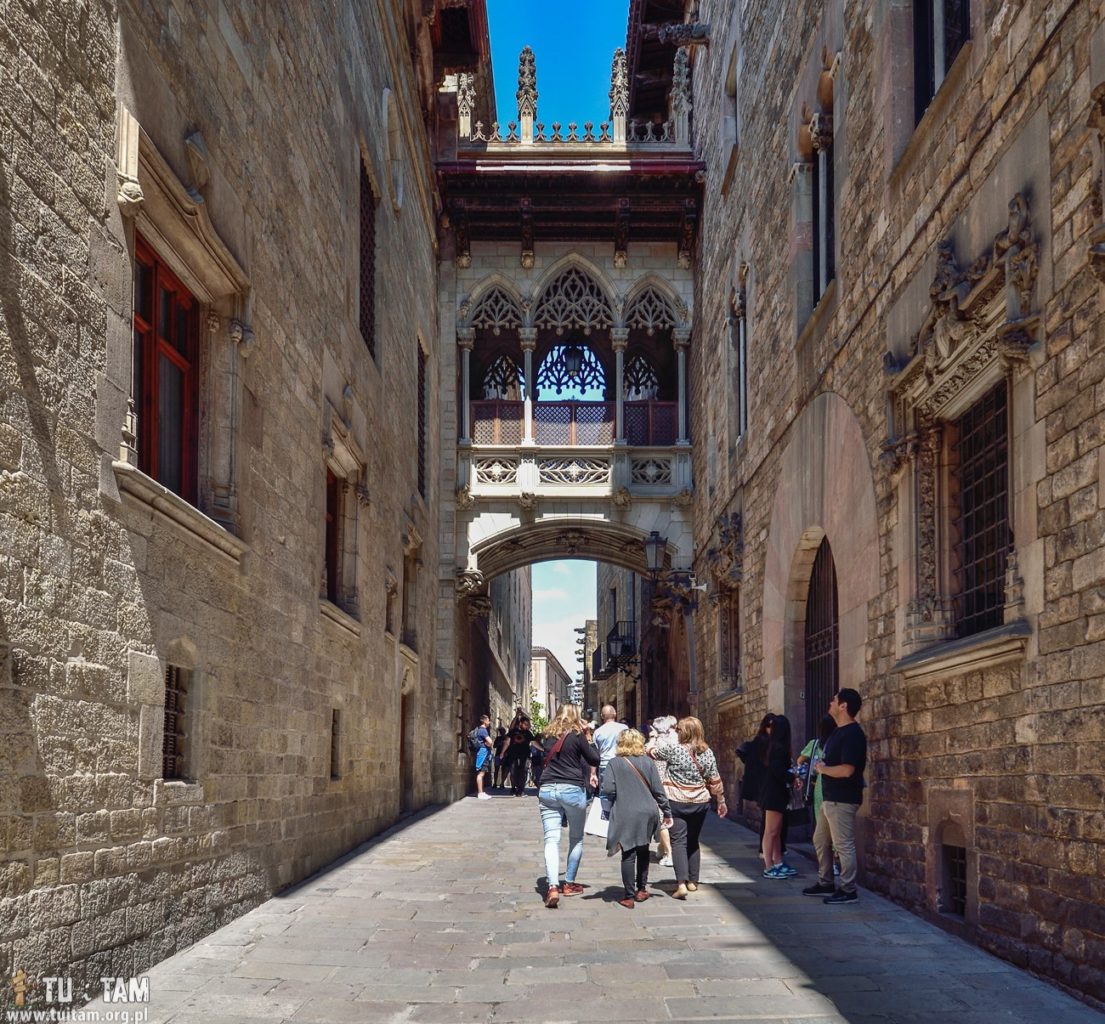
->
[531,560,596,699]
[486,1,630,129]
[486,4,618,701]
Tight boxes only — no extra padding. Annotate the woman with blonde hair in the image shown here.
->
[536,703,600,908]
[649,716,727,899]
[602,729,672,908]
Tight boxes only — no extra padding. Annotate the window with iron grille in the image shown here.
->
[330,708,342,780]
[162,665,188,780]
[417,344,427,497]
[941,843,967,916]
[325,468,342,604]
[133,237,199,502]
[914,0,971,123]
[719,590,742,691]
[811,129,835,300]
[359,160,377,356]
[804,537,839,743]
[954,382,1009,638]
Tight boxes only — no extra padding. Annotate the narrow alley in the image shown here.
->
[87,796,1100,1024]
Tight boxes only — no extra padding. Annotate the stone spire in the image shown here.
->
[671,48,691,145]
[517,46,538,143]
[609,48,628,144]
[457,73,475,139]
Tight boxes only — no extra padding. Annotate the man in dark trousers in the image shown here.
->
[803,688,867,905]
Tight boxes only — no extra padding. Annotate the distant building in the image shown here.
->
[529,647,572,722]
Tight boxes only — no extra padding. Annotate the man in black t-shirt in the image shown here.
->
[803,688,867,905]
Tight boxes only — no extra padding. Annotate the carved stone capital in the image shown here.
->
[455,568,486,598]
[808,112,833,152]
[229,318,256,357]
[518,327,538,351]
[610,327,629,350]
[206,311,221,334]
[672,327,691,349]
[457,327,476,349]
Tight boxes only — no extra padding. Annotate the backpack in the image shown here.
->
[467,727,483,755]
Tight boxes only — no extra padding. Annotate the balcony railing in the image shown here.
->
[470,400,677,447]
[606,620,636,670]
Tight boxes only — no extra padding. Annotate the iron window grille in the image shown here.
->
[954,382,1009,638]
[162,666,187,780]
[417,345,427,497]
[359,161,377,356]
[941,843,967,916]
[804,537,839,743]
[330,708,342,780]
[133,237,199,503]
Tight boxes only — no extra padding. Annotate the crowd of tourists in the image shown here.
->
[469,688,866,909]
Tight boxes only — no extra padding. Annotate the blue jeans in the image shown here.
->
[538,783,588,887]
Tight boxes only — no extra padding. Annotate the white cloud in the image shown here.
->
[533,587,570,603]
[531,561,597,687]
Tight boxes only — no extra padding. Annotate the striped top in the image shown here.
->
[650,743,725,805]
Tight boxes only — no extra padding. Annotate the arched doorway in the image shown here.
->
[803,536,839,741]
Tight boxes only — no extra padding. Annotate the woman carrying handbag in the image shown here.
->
[649,716,727,899]
[601,729,672,908]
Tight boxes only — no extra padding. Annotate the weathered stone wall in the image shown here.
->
[692,0,1105,1001]
[1,0,445,993]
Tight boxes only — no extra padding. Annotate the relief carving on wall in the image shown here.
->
[884,193,1040,652]
[706,512,743,591]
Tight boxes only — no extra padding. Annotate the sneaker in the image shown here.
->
[802,882,836,896]
[762,865,787,879]
[561,882,584,896]
[776,863,798,877]
[476,792,491,800]
[824,889,858,905]
[659,855,674,867]
[544,886,560,908]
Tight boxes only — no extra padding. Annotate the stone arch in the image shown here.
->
[463,513,689,581]
[459,273,526,331]
[620,273,690,329]
[762,392,878,740]
[528,254,616,331]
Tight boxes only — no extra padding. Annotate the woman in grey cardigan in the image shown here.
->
[601,729,673,908]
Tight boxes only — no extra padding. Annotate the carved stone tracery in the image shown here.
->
[533,267,614,334]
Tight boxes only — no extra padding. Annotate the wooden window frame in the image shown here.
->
[134,236,199,503]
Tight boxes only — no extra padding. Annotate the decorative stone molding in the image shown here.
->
[183,131,211,198]
[614,198,630,268]
[457,72,475,139]
[518,491,537,510]
[612,486,632,508]
[355,484,371,508]
[652,571,698,614]
[455,568,486,597]
[556,529,589,554]
[673,488,693,507]
[672,49,692,147]
[116,107,144,216]
[706,512,743,590]
[455,484,476,510]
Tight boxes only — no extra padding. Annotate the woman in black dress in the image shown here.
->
[759,714,794,878]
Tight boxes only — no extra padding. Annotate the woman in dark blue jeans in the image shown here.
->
[537,704,600,908]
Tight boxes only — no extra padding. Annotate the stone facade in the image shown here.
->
[690,0,1105,1001]
[0,0,485,995]
[528,647,570,722]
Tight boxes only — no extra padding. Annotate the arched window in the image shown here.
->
[481,355,524,399]
[804,536,838,742]
[536,343,605,398]
[623,353,659,400]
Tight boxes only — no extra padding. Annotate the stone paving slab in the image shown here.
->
[83,794,1103,1024]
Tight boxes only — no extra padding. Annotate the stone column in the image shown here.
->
[673,328,690,444]
[458,328,474,444]
[611,327,628,444]
[520,327,537,445]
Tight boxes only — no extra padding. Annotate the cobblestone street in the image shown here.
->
[88,794,1100,1024]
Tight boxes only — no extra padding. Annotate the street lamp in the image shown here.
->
[644,531,666,579]
[563,343,585,379]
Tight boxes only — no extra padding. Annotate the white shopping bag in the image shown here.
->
[583,795,612,838]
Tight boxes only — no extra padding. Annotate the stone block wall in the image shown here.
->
[1,0,446,993]
[691,0,1105,1001]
